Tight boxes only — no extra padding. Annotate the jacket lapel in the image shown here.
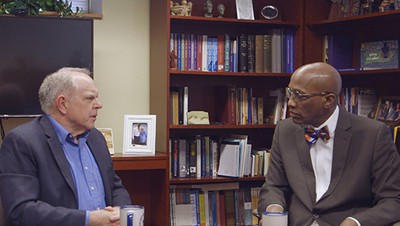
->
[40,116,78,199]
[320,108,352,201]
[296,126,317,207]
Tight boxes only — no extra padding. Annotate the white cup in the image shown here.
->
[262,211,288,226]
[120,205,144,226]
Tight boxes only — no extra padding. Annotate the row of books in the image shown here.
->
[339,87,378,118]
[169,29,294,73]
[169,135,271,179]
[323,35,399,71]
[170,184,261,226]
[170,85,288,126]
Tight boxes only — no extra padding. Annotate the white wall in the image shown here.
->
[94,0,150,153]
[1,0,150,153]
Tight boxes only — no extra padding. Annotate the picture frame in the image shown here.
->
[235,0,255,20]
[98,128,114,155]
[123,115,156,155]
[374,96,400,125]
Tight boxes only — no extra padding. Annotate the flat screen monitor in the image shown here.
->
[0,16,93,118]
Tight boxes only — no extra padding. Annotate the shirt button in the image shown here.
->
[84,166,88,170]
[91,187,95,190]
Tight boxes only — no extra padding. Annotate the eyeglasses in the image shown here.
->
[285,87,332,101]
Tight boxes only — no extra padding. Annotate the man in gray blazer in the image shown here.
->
[0,68,131,226]
[258,62,400,226]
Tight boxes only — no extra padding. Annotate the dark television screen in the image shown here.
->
[0,16,93,117]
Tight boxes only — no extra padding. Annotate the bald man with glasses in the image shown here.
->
[258,62,400,226]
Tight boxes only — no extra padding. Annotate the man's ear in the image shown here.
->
[56,95,68,115]
[323,93,336,108]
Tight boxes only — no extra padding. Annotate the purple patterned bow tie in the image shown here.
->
[304,126,330,145]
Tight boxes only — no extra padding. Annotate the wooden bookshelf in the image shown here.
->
[150,0,303,224]
[304,0,400,97]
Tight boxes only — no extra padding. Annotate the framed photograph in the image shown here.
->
[374,97,400,125]
[98,128,114,155]
[123,115,156,155]
[235,0,255,20]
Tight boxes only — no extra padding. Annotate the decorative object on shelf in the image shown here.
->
[217,3,225,18]
[374,97,400,125]
[235,0,254,20]
[261,5,278,19]
[123,115,156,155]
[0,0,83,17]
[187,111,210,124]
[378,0,391,11]
[98,128,115,155]
[203,0,213,17]
[170,0,193,16]
[360,39,399,70]
[169,50,178,69]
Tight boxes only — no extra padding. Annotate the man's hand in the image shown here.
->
[339,218,359,226]
[89,206,120,226]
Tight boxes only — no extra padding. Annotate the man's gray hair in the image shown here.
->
[38,67,92,114]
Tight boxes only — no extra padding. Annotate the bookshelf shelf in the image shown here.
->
[169,124,276,129]
[150,0,303,224]
[170,175,265,185]
[170,70,292,77]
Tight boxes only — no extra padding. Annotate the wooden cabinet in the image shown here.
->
[112,153,168,226]
[150,0,303,224]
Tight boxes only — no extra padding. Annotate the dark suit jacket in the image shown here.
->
[0,115,131,226]
[258,108,400,226]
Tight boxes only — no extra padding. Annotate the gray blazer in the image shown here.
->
[0,115,131,226]
[258,107,400,226]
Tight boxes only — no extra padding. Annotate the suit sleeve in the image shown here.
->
[258,122,292,216]
[0,131,86,226]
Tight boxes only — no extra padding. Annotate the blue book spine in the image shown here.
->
[177,33,182,70]
[187,34,192,70]
[207,37,213,72]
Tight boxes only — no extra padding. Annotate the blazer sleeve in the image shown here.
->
[0,129,86,226]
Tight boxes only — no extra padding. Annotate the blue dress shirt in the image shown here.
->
[48,116,106,226]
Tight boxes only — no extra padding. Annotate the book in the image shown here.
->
[360,40,399,70]
[217,35,225,72]
[239,34,248,72]
[356,88,377,118]
[188,139,197,177]
[271,29,282,73]
[215,84,237,125]
[171,138,179,178]
[255,35,264,73]
[263,34,273,73]
[224,34,231,72]
[247,34,255,73]
[170,87,179,125]
[217,140,241,177]
[178,139,187,178]
[328,35,353,70]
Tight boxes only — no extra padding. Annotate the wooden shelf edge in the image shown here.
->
[170,176,266,185]
[307,10,400,28]
[112,152,168,171]
[169,124,276,129]
[169,70,292,77]
[170,15,298,26]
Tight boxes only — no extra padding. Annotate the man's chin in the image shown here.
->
[291,116,304,125]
